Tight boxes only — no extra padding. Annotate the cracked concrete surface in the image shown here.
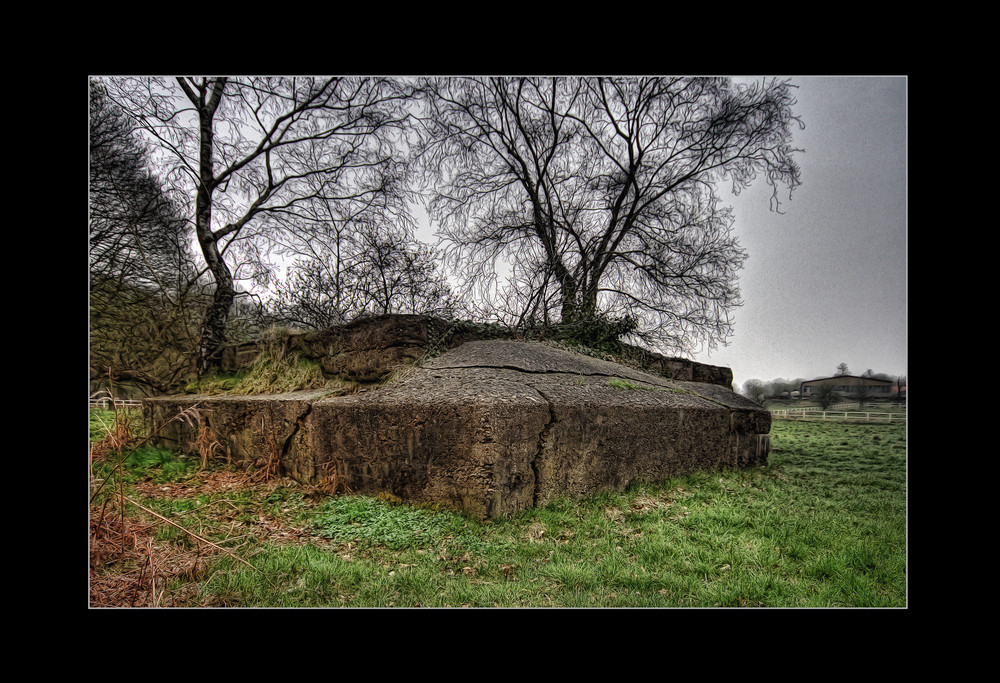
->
[144,340,770,518]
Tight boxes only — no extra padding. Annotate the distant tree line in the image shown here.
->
[90,76,804,395]
[741,378,807,404]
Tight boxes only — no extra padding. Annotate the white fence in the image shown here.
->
[89,398,143,410]
[831,402,905,410]
[771,408,906,423]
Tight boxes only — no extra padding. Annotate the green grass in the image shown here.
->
[89,405,143,443]
[91,415,907,608]
[179,327,357,396]
[90,407,199,483]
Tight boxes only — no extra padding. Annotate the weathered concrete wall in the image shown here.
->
[414,341,767,509]
[300,369,551,518]
[143,390,329,469]
[143,339,769,519]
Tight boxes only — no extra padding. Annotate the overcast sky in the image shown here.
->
[688,76,907,390]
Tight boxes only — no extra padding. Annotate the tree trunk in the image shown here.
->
[195,170,235,374]
[556,267,579,324]
[533,206,588,326]
[187,77,232,375]
[556,266,599,326]
[198,254,235,374]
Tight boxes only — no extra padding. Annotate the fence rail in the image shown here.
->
[89,398,143,410]
[832,402,905,410]
[771,408,906,423]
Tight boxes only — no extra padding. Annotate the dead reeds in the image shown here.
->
[90,390,253,608]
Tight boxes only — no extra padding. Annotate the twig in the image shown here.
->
[121,494,257,571]
[148,537,157,607]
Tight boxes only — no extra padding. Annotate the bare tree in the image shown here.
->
[414,76,802,353]
[852,369,875,406]
[101,77,417,372]
[269,220,456,329]
[813,383,839,410]
[742,379,766,404]
[351,227,455,317]
[853,382,872,407]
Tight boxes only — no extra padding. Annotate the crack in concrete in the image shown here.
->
[428,363,655,382]
[526,382,557,508]
[280,401,313,461]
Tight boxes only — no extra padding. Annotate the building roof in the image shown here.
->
[800,374,893,387]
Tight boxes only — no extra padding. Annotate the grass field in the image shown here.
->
[89,408,907,608]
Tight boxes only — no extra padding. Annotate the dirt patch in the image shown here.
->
[133,469,262,498]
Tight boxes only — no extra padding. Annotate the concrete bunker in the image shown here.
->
[143,317,770,519]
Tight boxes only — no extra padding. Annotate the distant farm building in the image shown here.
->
[799,375,896,399]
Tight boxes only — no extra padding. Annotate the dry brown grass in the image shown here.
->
[90,408,141,461]
[319,458,351,495]
[194,417,227,470]
[254,412,284,483]
[89,505,219,608]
